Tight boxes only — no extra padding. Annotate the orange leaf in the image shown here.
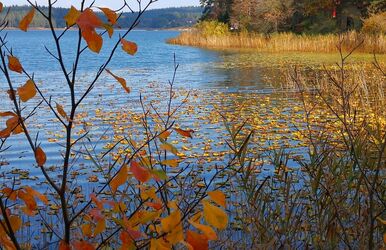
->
[0,3,3,13]
[130,161,150,183]
[17,80,36,102]
[82,29,103,53]
[9,216,22,232]
[56,103,68,120]
[160,143,179,156]
[202,200,228,230]
[207,190,226,208]
[1,187,17,201]
[19,7,35,31]
[110,164,128,193]
[77,8,102,30]
[77,9,103,53]
[98,7,117,25]
[186,230,209,250]
[8,56,23,73]
[59,240,71,250]
[6,116,23,135]
[72,240,95,250]
[35,147,46,166]
[81,223,92,237]
[64,6,80,26]
[94,219,106,236]
[174,128,194,138]
[188,219,217,240]
[24,186,48,205]
[121,39,137,55]
[105,69,130,93]
[158,130,171,140]
[161,159,179,168]
[102,23,114,38]
[18,189,37,211]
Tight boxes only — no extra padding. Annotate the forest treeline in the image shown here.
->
[200,0,386,33]
[0,5,202,29]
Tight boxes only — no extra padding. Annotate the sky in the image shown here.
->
[1,0,200,9]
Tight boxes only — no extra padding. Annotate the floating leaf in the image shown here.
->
[35,147,47,166]
[64,6,80,26]
[110,164,128,193]
[202,201,228,230]
[98,7,117,25]
[207,190,226,208]
[121,39,137,55]
[19,7,35,31]
[17,79,36,102]
[186,230,209,250]
[161,159,179,168]
[174,128,194,138]
[130,161,150,183]
[8,56,23,73]
[105,69,130,93]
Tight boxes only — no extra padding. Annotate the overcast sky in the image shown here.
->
[1,0,200,9]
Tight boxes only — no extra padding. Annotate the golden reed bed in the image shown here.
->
[168,31,386,53]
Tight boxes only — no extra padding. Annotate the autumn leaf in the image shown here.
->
[59,240,71,250]
[174,128,194,138]
[56,103,69,120]
[35,147,47,166]
[186,230,209,250]
[77,8,103,53]
[82,29,103,53]
[207,190,226,208]
[161,159,179,168]
[188,219,217,240]
[160,142,179,156]
[18,189,37,211]
[94,219,106,235]
[158,130,171,140]
[102,23,114,38]
[98,7,117,25]
[25,186,48,204]
[121,39,138,55]
[105,69,130,93]
[202,201,228,230]
[8,56,23,73]
[64,6,80,26]
[72,240,95,250]
[130,161,150,183]
[110,164,128,193]
[1,187,17,201]
[19,7,35,31]
[5,116,23,135]
[0,3,3,13]
[17,79,36,102]
[9,216,22,232]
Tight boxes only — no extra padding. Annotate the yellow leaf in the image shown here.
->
[202,201,228,230]
[8,56,23,73]
[64,6,80,26]
[121,39,137,55]
[161,159,179,168]
[150,238,171,250]
[35,147,46,166]
[160,143,179,156]
[19,7,35,31]
[105,69,130,94]
[110,165,128,193]
[188,219,217,240]
[17,80,36,102]
[207,190,226,208]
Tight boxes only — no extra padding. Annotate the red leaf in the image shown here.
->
[130,161,150,183]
